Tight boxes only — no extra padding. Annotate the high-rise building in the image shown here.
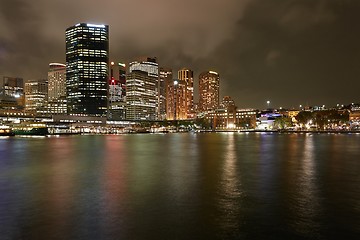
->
[25,79,48,113]
[48,63,67,114]
[1,76,25,108]
[199,71,220,112]
[109,62,126,120]
[48,63,66,102]
[126,57,158,120]
[166,79,187,120]
[159,68,172,120]
[65,23,109,116]
[178,68,194,118]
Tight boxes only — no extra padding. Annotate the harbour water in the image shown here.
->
[0,133,359,239]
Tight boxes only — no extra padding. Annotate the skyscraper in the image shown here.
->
[199,71,220,112]
[159,68,172,120]
[1,76,24,108]
[178,68,194,118]
[48,63,67,114]
[48,63,66,102]
[126,57,158,120]
[65,23,109,116]
[166,79,187,120]
[25,79,48,113]
[109,62,126,120]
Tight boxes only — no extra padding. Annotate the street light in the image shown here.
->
[266,100,270,109]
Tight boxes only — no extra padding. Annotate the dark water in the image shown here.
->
[0,133,359,240]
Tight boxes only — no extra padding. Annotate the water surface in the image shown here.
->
[0,133,359,239]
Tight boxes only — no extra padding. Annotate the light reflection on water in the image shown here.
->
[0,133,359,240]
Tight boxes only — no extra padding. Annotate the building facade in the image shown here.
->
[25,79,48,113]
[48,63,67,114]
[126,57,158,120]
[199,71,220,112]
[178,68,194,118]
[65,23,109,116]
[166,79,187,120]
[159,68,172,120]
[1,76,25,108]
[109,62,126,120]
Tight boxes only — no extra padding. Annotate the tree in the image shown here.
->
[273,117,293,130]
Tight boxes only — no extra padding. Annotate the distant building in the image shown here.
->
[25,79,48,113]
[166,79,187,120]
[109,62,126,120]
[1,76,24,108]
[65,23,109,116]
[178,68,194,118]
[199,71,220,112]
[204,108,257,130]
[48,63,67,114]
[159,68,172,120]
[126,57,158,120]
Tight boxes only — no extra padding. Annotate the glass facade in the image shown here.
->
[65,23,109,116]
[126,58,158,120]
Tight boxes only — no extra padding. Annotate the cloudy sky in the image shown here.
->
[0,0,359,109]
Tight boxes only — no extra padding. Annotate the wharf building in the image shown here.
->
[109,62,127,120]
[126,57,158,120]
[159,68,172,120]
[47,63,67,114]
[178,68,194,119]
[204,96,257,129]
[199,71,220,112]
[166,79,187,120]
[65,23,109,117]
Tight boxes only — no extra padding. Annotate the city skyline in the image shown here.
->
[1,0,360,109]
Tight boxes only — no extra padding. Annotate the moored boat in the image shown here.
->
[12,126,49,136]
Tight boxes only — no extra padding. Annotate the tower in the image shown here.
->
[178,68,194,118]
[48,63,67,114]
[199,71,220,112]
[126,57,158,120]
[65,23,109,116]
[159,68,172,120]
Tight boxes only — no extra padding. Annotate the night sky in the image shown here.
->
[0,0,360,109]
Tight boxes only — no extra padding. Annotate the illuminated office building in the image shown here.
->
[1,76,24,108]
[166,79,187,120]
[48,63,67,114]
[126,57,158,120]
[178,68,194,118]
[25,79,48,113]
[199,71,220,112]
[159,68,172,120]
[109,62,126,120]
[65,23,109,116]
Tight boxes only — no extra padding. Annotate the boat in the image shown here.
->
[12,126,49,136]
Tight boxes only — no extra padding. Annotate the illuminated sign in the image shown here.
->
[86,23,106,28]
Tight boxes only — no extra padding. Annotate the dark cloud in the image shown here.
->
[1,0,360,108]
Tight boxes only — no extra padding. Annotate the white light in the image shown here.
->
[209,71,218,75]
[174,80,178,85]
[86,23,106,28]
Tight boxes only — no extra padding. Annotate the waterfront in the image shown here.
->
[0,133,359,239]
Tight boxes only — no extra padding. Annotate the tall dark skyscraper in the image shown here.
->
[65,23,109,116]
